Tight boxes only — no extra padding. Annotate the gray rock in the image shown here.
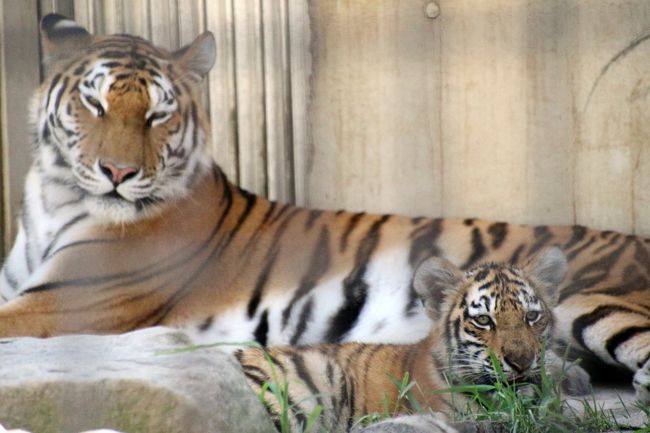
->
[351,414,460,433]
[0,327,275,433]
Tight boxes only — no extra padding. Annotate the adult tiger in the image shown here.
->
[0,14,648,401]
[236,249,590,432]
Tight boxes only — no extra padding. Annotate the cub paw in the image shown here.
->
[633,359,650,403]
[544,351,591,396]
[514,383,537,399]
[562,363,592,396]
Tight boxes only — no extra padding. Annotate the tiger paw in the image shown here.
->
[633,359,650,403]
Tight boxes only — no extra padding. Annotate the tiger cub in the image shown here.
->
[235,248,586,432]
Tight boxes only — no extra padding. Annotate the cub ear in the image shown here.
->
[413,256,465,320]
[523,246,568,306]
[173,32,216,80]
[40,14,92,64]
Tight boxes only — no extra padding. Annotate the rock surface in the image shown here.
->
[352,415,460,433]
[1,327,646,433]
[0,426,121,433]
[0,327,275,433]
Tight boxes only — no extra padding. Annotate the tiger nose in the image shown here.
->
[99,160,138,185]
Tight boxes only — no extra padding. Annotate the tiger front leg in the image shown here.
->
[0,294,56,338]
[0,267,82,336]
[0,225,31,305]
[0,287,138,338]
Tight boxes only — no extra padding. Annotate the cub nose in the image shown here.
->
[99,160,138,185]
[503,353,534,374]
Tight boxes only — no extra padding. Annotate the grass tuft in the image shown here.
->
[441,352,624,433]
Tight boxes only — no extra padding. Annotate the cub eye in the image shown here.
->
[146,112,170,128]
[83,95,105,117]
[473,315,492,327]
[525,311,541,322]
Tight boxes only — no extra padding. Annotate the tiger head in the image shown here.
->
[414,247,567,386]
[33,14,216,223]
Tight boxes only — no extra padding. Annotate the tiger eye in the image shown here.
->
[146,111,168,128]
[474,315,492,326]
[525,311,540,322]
[84,95,105,117]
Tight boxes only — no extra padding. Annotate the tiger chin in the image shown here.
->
[235,248,591,433]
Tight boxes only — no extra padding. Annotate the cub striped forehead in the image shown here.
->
[463,265,545,318]
[413,247,568,318]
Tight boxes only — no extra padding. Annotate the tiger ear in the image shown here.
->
[173,32,216,80]
[523,246,568,307]
[40,14,92,65]
[413,256,465,320]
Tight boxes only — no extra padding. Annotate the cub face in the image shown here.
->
[35,14,216,223]
[414,247,567,386]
